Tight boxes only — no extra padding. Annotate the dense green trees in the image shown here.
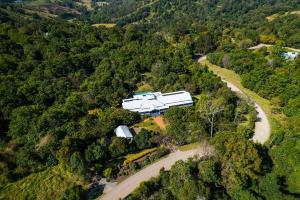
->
[127,158,229,200]
[214,132,262,190]
[207,46,300,109]
[134,129,157,150]
[60,185,87,200]
[206,43,300,199]
[1,1,300,199]
[0,7,231,192]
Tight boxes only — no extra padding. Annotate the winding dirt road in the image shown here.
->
[199,56,271,144]
[249,43,300,52]
[100,51,272,200]
[223,81,270,144]
[100,146,214,200]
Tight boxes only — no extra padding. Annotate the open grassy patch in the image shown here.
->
[266,10,300,21]
[0,165,86,200]
[79,0,93,10]
[124,147,158,165]
[92,24,117,28]
[132,118,162,133]
[179,142,201,151]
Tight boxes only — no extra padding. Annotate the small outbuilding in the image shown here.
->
[282,52,299,60]
[114,125,133,139]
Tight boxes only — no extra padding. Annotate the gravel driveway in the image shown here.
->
[100,146,214,200]
[100,54,271,199]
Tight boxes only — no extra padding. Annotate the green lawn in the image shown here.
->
[124,147,158,165]
[132,118,162,133]
[92,24,117,28]
[266,10,300,21]
[179,142,201,151]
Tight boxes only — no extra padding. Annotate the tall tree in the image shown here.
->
[196,95,225,137]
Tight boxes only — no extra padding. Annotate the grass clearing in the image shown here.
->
[92,24,117,28]
[179,142,201,151]
[0,165,86,200]
[124,147,158,165]
[266,10,300,21]
[80,0,93,10]
[136,82,153,93]
[132,118,162,133]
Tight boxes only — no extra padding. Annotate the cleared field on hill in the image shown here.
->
[92,23,117,28]
[0,165,86,200]
[267,10,300,21]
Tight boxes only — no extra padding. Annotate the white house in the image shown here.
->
[282,52,299,60]
[114,125,133,139]
[122,91,193,116]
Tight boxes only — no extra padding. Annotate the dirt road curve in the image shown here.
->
[198,55,271,144]
[100,50,272,200]
[223,81,270,144]
[249,43,300,52]
[100,147,213,200]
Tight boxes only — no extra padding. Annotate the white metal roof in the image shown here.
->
[122,91,193,113]
[283,52,299,60]
[114,125,133,138]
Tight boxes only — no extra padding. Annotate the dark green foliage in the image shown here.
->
[208,47,300,107]
[198,159,219,184]
[213,132,262,190]
[84,140,107,164]
[1,1,300,199]
[109,137,129,158]
[69,152,86,175]
[126,159,230,200]
[60,185,87,200]
[207,43,300,196]
[134,129,157,150]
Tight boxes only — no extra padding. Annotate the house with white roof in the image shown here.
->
[122,91,193,116]
[282,52,299,60]
[114,125,133,139]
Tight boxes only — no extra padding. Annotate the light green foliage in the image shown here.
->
[123,147,158,165]
[1,1,300,199]
[284,96,300,117]
[103,168,112,178]
[0,165,85,200]
[214,132,262,189]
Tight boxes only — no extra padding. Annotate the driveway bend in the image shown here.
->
[100,147,213,200]
[199,56,271,144]
[100,53,271,199]
[222,81,270,144]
